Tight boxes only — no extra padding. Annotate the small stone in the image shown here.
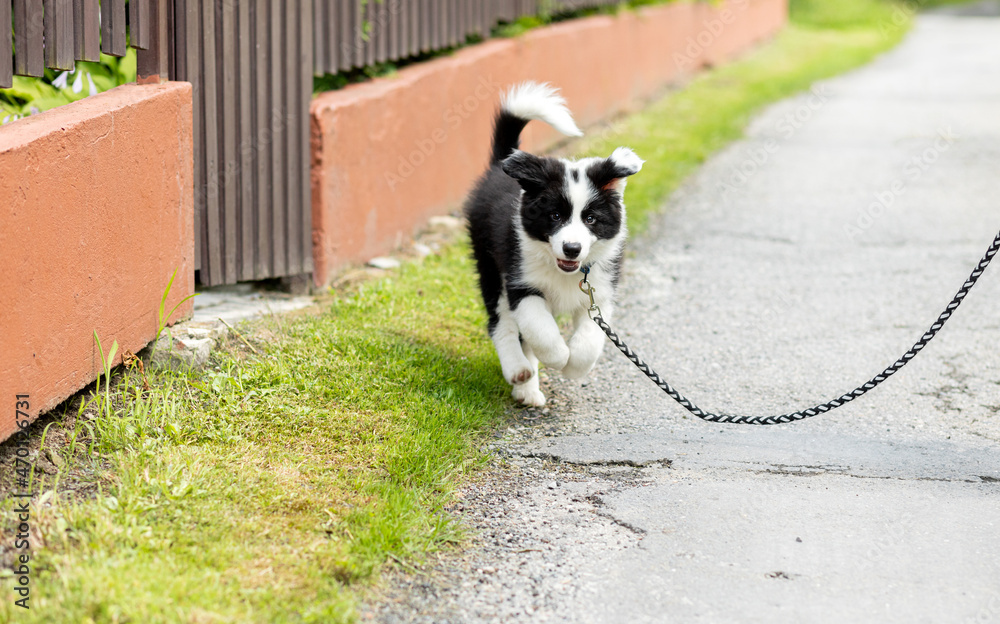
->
[183,319,228,343]
[368,256,401,270]
[413,243,432,257]
[150,335,212,370]
[44,448,63,469]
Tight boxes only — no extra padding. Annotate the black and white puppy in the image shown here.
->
[465,82,643,407]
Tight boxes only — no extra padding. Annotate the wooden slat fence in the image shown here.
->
[0,0,171,89]
[2,0,152,88]
[312,0,622,76]
[171,0,313,286]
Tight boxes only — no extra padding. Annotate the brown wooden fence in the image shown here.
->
[172,0,314,286]
[311,0,619,75]
[3,0,622,286]
[1,0,153,88]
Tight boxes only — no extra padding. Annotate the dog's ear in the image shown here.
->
[501,150,548,191]
[588,147,644,193]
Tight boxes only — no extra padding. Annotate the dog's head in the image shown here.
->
[502,147,643,273]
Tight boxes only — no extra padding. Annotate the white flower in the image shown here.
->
[52,70,71,89]
[87,73,98,96]
[72,70,84,93]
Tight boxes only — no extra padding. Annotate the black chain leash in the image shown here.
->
[579,229,1000,425]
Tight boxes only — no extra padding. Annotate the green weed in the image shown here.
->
[155,268,199,348]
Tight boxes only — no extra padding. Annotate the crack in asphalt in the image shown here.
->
[752,467,990,483]
[592,510,648,536]
[519,451,672,468]
[719,460,997,483]
[586,495,648,535]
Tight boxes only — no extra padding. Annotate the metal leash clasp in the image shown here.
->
[579,265,602,319]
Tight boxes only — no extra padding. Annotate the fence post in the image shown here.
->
[137,0,171,83]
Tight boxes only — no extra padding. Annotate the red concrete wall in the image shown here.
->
[0,83,195,441]
[311,0,788,285]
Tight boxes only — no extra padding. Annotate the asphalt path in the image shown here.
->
[372,7,1000,623]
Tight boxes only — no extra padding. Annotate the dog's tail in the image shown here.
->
[490,82,583,165]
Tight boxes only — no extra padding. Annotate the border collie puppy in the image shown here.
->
[465,82,643,407]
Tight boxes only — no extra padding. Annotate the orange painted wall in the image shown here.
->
[0,83,195,441]
[311,0,788,285]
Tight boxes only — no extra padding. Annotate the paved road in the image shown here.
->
[372,7,1000,624]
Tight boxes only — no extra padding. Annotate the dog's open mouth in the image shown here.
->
[556,259,580,273]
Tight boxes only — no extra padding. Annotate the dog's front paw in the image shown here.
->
[562,331,603,379]
[535,343,569,371]
[512,384,546,407]
[508,367,534,385]
[498,349,534,385]
[561,351,597,379]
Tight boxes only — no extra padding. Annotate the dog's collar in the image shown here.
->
[581,264,592,275]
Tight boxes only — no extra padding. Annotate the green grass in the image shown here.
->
[2,245,507,622]
[1,1,922,621]
[791,0,980,29]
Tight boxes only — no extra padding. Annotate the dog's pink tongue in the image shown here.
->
[557,259,580,273]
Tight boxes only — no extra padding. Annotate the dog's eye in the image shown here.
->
[550,211,562,222]
[584,214,596,225]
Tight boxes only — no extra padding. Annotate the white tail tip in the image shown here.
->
[501,81,583,138]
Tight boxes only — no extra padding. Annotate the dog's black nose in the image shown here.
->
[562,242,582,259]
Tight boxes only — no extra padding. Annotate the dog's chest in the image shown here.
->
[516,267,613,315]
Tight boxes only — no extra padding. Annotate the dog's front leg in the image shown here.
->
[511,295,569,370]
[562,305,611,379]
[491,296,534,385]
[511,344,545,407]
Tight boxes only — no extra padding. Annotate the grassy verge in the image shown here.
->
[2,1,919,621]
[1,242,507,622]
